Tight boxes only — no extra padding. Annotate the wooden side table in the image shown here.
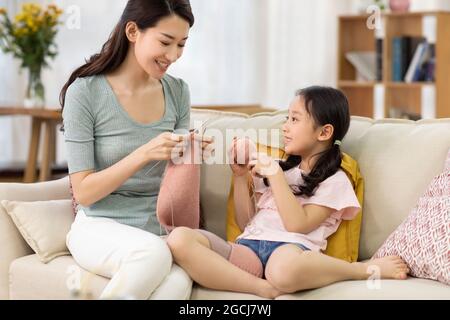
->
[0,107,63,183]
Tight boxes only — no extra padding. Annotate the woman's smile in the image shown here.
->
[155,59,170,72]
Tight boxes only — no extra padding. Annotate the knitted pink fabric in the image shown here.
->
[156,161,201,233]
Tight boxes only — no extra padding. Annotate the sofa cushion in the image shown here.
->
[275,277,450,300]
[10,254,450,300]
[373,150,450,285]
[191,110,450,261]
[342,118,450,260]
[0,177,70,299]
[9,254,108,300]
[0,204,33,300]
[1,200,74,263]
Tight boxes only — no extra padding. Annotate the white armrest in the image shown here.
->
[0,176,71,299]
[0,176,71,202]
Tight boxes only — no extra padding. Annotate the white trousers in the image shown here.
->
[66,210,192,300]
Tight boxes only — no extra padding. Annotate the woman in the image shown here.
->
[61,0,209,300]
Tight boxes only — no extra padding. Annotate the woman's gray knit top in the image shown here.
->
[62,74,190,235]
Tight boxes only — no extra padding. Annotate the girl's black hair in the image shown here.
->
[60,0,194,112]
[264,86,350,197]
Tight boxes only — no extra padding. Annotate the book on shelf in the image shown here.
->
[392,37,408,82]
[404,42,428,82]
[345,51,376,81]
[422,44,436,82]
[391,36,435,83]
[392,36,425,82]
[376,38,383,81]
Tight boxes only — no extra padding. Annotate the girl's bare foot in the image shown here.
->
[255,279,283,299]
[358,256,410,280]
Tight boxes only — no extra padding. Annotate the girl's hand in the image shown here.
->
[228,137,255,176]
[248,153,280,178]
[139,132,186,162]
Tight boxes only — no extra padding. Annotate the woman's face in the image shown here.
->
[133,14,190,79]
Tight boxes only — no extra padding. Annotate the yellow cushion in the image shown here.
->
[226,144,364,262]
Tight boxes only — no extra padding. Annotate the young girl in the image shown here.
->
[62,0,210,300]
[167,86,409,299]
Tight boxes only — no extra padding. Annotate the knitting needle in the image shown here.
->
[144,117,216,176]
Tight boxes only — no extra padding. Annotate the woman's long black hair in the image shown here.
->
[266,86,350,197]
[59,0,194,111]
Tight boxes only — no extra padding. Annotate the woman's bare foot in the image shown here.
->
[358,256,410,280]
[255,279,283,299]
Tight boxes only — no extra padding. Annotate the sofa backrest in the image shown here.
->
[191,110,450,261]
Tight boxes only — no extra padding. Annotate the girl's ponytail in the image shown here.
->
[298,142,342,197]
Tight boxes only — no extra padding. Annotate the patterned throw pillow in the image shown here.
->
[373,150,450,285]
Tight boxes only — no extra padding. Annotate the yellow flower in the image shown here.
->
[15,13,26,23]
[26,17,34,29]
[22,3,41,16]
[47,4,63,20]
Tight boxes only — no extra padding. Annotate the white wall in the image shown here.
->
[170,0,267,105]
[410,0,450,11]
[263,0,352,108]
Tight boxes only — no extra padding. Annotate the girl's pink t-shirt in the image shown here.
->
[237,166,361,252]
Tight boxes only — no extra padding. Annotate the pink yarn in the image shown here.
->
[156,161,201,233]
[233,137,257,165]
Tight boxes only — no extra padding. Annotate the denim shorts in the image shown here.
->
[236,239,310,268]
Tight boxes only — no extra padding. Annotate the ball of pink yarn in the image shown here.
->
[234,137,257,165]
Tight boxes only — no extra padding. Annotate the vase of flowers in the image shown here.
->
[0,3,63,108]
[389,0,410,13]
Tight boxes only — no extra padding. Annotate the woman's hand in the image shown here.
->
[190,131,215,160]
[138,132,186,162]
[248,153,280,178]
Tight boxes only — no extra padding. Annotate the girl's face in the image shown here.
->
[133,14,190,79]
[282,96,323,156]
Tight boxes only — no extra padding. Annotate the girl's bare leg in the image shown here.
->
[265,244,409,293]
[167,227,282,299]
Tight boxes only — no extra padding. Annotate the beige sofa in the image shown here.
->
[1,109,449,300]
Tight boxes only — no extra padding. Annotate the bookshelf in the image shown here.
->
[337,11,450,119]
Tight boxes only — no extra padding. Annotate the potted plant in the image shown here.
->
[0,3,63,108]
